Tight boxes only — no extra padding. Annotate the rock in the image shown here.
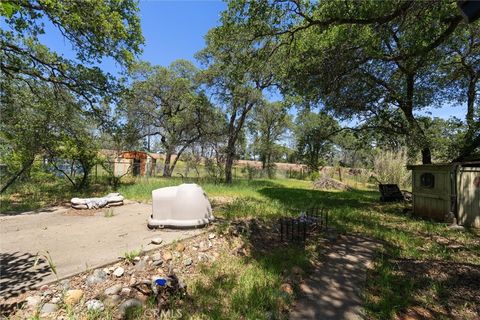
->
[208,240,213,248]
[64,289,84,305]
[51,297,61,304]
[199,242,209,252]
[152,259,163,267]
[86,275,104,286]
[197,253,210,262]
[59,279,70,290]
[94,268,107,278]
[133,256,141,262]
[85,299,104,311]
[103,294,121,308]
[208,233,216,239]
[25,296,41,309]
[104,284,122,296]
[42,290,53,297]
[280,283,294,297]
[103,267,111,275]
[152,253,163,266]
[113,266,125,277]
[175,242,186,252]
[129,276,137,286]
[40,284,49,291]
[40,303,58,315]
[87,269,107,286]
[162,251,172,261]
[118,298,143,316]
[173,251,181,259]
[183,258,193,266]
[151,237,163,245]
[120,287,131,296]
[134,259,147,272]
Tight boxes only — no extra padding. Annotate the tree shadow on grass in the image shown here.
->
[0,251,50,315]
[366,256,480,319]
[258,187,378,211]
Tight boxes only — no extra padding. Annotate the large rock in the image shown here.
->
[162,251,172,261]
[175,242,186,252]
[40,303,58,315]
[87,269,108,286]
[64,289,84,306]
[134,259,147,272]
[183,258,193,266]
[113,266,125,277]
[104,284,123,296]
[118,298,143,317]
[151,237,163,245]
[85,299,104,311]
[103,294,121,308]
[25,296,41,310]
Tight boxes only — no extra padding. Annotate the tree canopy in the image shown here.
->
[217,0,480,163]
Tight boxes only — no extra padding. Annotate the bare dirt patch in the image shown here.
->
[392,259,480,320]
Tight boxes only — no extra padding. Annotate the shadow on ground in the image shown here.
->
[258,187,377,211]
[0,252,50,302]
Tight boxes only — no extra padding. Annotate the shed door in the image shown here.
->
[457,167,480,228]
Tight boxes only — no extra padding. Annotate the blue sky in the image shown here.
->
[39,1,227,74]
[38,0,464,120]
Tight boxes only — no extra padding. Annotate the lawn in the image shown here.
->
[2,177,479,319]
[119,177,479,319]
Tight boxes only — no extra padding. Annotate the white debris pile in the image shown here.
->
[71,193,124,209]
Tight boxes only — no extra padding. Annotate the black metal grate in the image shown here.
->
[279,207,328,244]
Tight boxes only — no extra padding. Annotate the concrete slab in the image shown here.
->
[0,203,202,300]
[290,235,380,320]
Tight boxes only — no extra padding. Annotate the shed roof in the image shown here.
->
[407,160,480,170]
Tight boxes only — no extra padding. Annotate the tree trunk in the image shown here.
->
[169,145,189,178]
[460,75,479,158]
[224,103,255,184]
[163,152,172,177]
[225,139,235,184]
[466,76,477,134]
[0,159,34,194]
[402,74,432,164]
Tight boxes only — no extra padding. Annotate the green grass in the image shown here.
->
[3,175,478,319]
[183,246,313,319]
[123,248,143,263]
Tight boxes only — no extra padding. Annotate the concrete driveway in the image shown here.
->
[0,202,202,300]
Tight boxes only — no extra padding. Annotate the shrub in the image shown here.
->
[373,149,411,188]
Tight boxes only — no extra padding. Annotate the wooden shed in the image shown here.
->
[407,161,480,228]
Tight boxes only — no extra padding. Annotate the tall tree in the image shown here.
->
[249,101,291,173]
[441,25,480,160]
[295,111,339,172]
[218,0,476,164]
[197,25,275,183]
[122,60,220,177]
[1,80,99,192]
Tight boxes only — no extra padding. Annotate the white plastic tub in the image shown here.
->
[148,183,214,228]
